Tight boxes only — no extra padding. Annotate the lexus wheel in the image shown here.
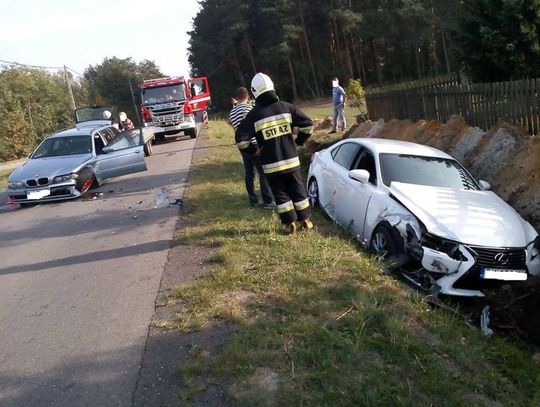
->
[308,178,319,208]
[370,224,402,257]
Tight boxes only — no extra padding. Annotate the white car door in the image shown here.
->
[335,147,378,240]
[323,142,361,220]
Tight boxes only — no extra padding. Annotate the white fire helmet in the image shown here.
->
[119,112,127,122]
[102,110,112,119]
[251,73,274,99]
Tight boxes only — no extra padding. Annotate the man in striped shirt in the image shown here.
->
[229,87,274,209]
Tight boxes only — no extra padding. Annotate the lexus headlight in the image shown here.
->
[7,181,24,189]
[52,173,79,183]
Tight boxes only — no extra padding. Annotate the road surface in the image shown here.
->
[0,134,198,406]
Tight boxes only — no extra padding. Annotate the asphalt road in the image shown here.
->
[0,134,198,406]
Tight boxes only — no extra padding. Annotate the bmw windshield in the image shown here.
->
[32,136,93,159]
[141,85,186,104]
[380,154,479,190]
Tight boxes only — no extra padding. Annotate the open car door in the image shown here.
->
[188,77,211,112]
[93,127,147,182]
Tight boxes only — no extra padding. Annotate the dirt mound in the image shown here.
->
[314,116,333,131]
[343,121,375,139]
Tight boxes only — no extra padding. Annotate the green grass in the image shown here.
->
[0,168,12,189]
[168,119,540,406]
[300,100,361,127]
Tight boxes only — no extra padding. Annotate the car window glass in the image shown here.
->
[32,136,92,158]
[99,129,114,144]
[331,145,341,159]
[108,127,120,137]
[94,134,106,154]
[105,132,140,152]
[333,143,360,170]
[353,149,377,185]
[380,154,479,190]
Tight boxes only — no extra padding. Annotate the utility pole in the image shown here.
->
[63,65,76,111]
[129,79,141,126]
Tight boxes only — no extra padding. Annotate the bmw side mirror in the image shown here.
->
[479,180,491,191]
[102,146,113,154]
[349,169,370,184]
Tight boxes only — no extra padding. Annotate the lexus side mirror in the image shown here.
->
[479,180,491,191]
[349,169,370,184]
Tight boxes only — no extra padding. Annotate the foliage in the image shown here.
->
[0,67,81,161]
[189,0,464,108]
[453,0,540,81]
[83,57,163,125]
[345,78,366,113]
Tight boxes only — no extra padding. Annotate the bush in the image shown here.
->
[345,78,366,114]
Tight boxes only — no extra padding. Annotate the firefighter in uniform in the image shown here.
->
[235,73,314,233]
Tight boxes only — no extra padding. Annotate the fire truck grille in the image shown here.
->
[147,102,185,127]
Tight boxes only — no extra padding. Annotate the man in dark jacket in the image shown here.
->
[235,73,314,233]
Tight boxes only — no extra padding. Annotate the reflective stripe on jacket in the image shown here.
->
[235,92,313,175]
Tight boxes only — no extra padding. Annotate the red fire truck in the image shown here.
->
[137,76,210,140]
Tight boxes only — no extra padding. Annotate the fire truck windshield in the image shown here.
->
[141,85,186,105]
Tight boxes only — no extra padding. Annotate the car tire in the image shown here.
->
[186,127,197,139]
[370,223,402,257]
[144,140,153,156]
[308,178,320,208]
[76,169,96,194]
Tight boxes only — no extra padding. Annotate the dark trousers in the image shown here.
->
[241,151,274,205]
[267,169,311,224]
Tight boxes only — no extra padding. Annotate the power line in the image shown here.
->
[0,59,84,76]
[66,67,84,77]
[0,58,63,70]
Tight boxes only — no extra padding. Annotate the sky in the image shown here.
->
[0,0,201,78]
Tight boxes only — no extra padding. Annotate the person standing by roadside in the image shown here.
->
[330,77,347,133]
[229,87,275,209]
[236,73,314,234]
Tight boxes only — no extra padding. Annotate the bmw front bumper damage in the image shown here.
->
[8,181,81,203]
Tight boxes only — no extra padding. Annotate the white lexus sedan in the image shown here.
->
[307,138,540,297]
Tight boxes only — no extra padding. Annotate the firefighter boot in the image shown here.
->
[301,219,314,231]
[285,222,297,234]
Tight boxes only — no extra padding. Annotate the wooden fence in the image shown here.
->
[365,73,540,135]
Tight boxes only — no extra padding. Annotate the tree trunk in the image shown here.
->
[343,31,354,79]
[243,31,257,75]
[288,55,298,102]
[230,55,246,87]
[297,0,320,97]
[441,29,451,73]
[370,39,383,84]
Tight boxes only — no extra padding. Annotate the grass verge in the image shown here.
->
[300,100,361,126]
[0,168,12,189]
[168,120,540,406]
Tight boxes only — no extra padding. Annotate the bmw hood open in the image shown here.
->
[389,182,529,248]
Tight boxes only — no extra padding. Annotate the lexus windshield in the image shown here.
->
[141,85,186,104]
[380,154,479,190]
[32,136,92,159]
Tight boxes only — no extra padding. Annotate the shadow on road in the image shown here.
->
[0,239,178,276]
[0,324,233,407]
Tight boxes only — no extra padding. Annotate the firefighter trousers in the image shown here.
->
[267,169,311,225]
